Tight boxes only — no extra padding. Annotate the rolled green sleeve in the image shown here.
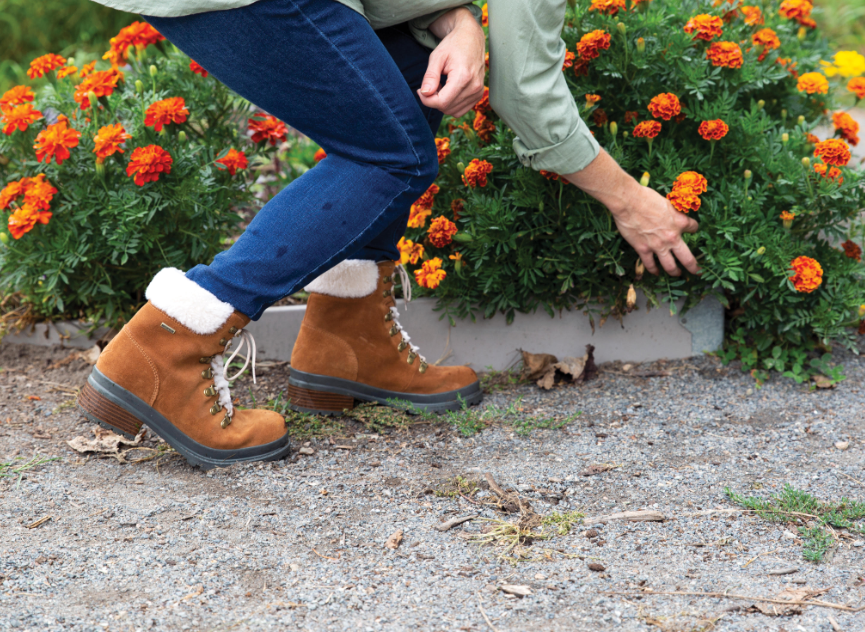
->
[487,0,599,174]
[408,4,483,50]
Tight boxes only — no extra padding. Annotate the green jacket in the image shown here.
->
[92,0,599,174]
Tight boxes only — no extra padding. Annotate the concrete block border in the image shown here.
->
[4,294,724,371]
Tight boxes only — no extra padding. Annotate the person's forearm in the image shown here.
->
[429,6,479,40]
[562,149,640,217]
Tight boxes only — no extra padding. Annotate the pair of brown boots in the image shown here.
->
[78,260,481,469]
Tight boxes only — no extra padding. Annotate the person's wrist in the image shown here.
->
[430,7,478,39]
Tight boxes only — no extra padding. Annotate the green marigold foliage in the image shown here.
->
[0,39,274,326]
[399,0,865,382]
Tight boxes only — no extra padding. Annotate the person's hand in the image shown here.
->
[564,149,700,276]
[420,8,486,117]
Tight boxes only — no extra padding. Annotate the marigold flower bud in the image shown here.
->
[623,131,629,138]
[149,65,158,77]
[617,22,627,35]
[859,304,865,318]
[609,121,618,137]
[539,201,544,212]
[757,100,765,110]
[781,109,788,121]
[95,161,105,178]
[639,172,651,186]
[453,233,474,243]
[782,133,789,144]
[178,131,187,142]
[0,232,8,245]
[457,161,465,173]
[135,80,144,93]
[801,157,811,168]
[637,37,646,53]
[798,115,805,125]
[635,259,645,278]
[744,169,752,180]
[87,91,98,110]
[756,246,766,255]
[797,26,807,40]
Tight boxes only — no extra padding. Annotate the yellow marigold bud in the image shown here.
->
[635,259,645,279]
[135,80,144,93]
[623,131,629,139]
[756,246,766,255]
[781,109,788,121]
[0,232,8,245]
[782,133,789,144]
[178,131,187,142]
[617,22,627,35]
[640,172,651,186]
[87,91,98,109]
[801,157,811,168]
[859,304,865,318]
[95,161,105,178]
[798,115,806,125]
[637,37,646,54]
[757,100,765,110]
[798,26,807,40]
[456,161,465,173]
[744,169,752,180]
[610,121,618,137]
[149,65,158,77]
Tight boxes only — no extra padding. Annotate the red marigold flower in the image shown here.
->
[27,54,66,79]
[103,21,165,66]
[814,163,844,184]
[74,69,122,109]
[473,110,496,143]
[416,183,440,209]
[79,61,97,78]
[741,6,764,25]
[126,145,172,186]
[0,178,26,210]
[842,240,862,261]
[481,3,488,27]
[849,77,865,100]
[648,93,681,121]
[215,148,249,175]
[189,60,209,77]
[427,216,458,248]
[0,85,35,112]
[8,206,41,240]
[832,111,860,146]
[462,159,493,188]
[814,139,852,167]
[414,257,447,290]
[683,15,724,41]
[34,119,81,165]
[22,174,58,211]
[698,119,729,141]
[673,171,708,195]
[576,30,611,62]
[144,97,189,132]
[562,51,576,70]
[806,133,820,145]
[779,0,813,25]
[248,113,287,146]
[93,123,131,164]
[451,198,464,221]
[666,188,702,213]
[540,170,561,182]
[633,120,662,138]
[592,108,608,127]
[397,237,424,265]
[474,87,491,114]
[1,103,43,135]
[624,111,640,124]
[435,138,451,164]
[57,65,78,79]
[588,0,626,16]
[752,28,781,61]
[313,147,327,162]
[407,204,432,229]
[789,255,822,293]
[706,42,744,69]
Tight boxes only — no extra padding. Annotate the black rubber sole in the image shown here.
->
[79,368,292,470]
[287,368,484,415]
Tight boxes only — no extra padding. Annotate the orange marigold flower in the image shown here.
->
[779,0,813,25]
[313,147,327,162]
[789,255,822,293]
[849,77,865,100]
[451,198,464,221]
[589,0,626,16]
[22,174,58,211]
[780,210,796,228]
[666,188,702,213]
[27,54,66,79]
[797,72,829,95]
[481,3,488,27]
[126,144,172,186]
[842,240,862,261]
[449,252,463,263]
[103,21,165,66]
[473,110,496,143]
[806,133,820,145]
[215,148,249,175]
[576,30,612,62]
[586,94,602,106]
[706,42,744,69]
[474,87,491,114]
[0,85,35,112]
[540,170,561,182]
[648,93,681,121]
[8,206,41,240]
[814,138,852,167]
[74,69,122,109]
[698,119,729,141]
[34,119,81,165]
[462,159,493,188]
[248,113,287,146]
[79,61,97,78]
[741,6,764,25]
[633,120,662,138]
[407,204,432,229]
[563,51,576,70]
[93,123,131,164]
[416,183,440,209]
[144,97,189,132]
[435,138,451,164]
[814,163,844,184]
[624,111,640,124]
[833,111,860,146]
[414,257,447,290]
[427,216,458,248]
[752,28,780,61]
[683,15,724,42]
[0,179,26,210]
[673,171,709,195]
[189,60,208,77]
[397,237,425,265]
[57,65,78,79]
[1,103,43,135]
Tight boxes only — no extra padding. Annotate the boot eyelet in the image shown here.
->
[384,312,394,322]
[398,341,408,352]
[407,352,417,365]
[204,385,217,397]
[218,337,227,346]
[419,362,428,374]
[210,403,222,415]
[202,368,213,379]
[228,326,238,334]
[383,289,391,297]
[389,324,399,336]
[199,356,212,364]
[221,414,232,429]
[383,276,392,284]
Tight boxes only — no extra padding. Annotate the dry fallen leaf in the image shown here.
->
[553,356,587,381]
[500,585,531,597]
[384,529,403,550]
[67,426,141,455]
[583,510,666,524]
[812,375,835,389]
[752,587,829,616]
[580,464,615,477]
[520,350,558,381]
[536,366,557,390]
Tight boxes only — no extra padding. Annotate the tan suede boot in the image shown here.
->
[78,268,290,469]
[289,260,482,414]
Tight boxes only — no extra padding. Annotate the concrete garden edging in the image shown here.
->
[2,294,724,371]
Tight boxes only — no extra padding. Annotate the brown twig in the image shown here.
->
[742,547,780,568]
[477,594,499,632]
[312,548,340,561]
[603,590,864,613]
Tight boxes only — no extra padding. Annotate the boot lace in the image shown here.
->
[210,329,257,418]
[389,265,427,370]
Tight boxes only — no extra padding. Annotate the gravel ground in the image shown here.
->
[0,339,863,632]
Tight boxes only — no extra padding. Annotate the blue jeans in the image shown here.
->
[145,0,444,319]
